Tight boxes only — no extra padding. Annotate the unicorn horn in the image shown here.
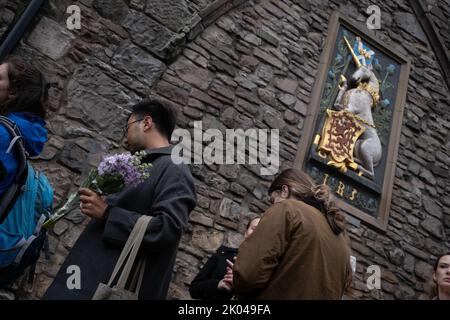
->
[343,36,362,68]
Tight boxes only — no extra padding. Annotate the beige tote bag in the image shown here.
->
[92,215,152,300]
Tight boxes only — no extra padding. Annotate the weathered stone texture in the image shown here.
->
[6,0,449,300]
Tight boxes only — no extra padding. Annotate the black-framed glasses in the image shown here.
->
[122,118,143,138]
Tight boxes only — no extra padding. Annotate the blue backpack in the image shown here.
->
[0,116,53,284]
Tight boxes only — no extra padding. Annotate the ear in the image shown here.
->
[432,271,436,283]
[281,185,289,198]
[143,115,153,131]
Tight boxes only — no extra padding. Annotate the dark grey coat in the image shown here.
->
[43,146,197,300]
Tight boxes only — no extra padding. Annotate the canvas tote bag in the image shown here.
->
[93,215,152,300]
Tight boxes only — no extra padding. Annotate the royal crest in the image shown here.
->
[297,13,411,229]
[316,109,366,174]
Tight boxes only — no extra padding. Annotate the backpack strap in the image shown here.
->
[13,214,46,265]
[0,116,29,224]
[6,136,24,154]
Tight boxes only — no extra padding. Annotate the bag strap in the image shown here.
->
[106,217,143,287]
[13,214,46,265]
[114,226,145,289]
[0,116,28,223]
[107,215,152,290]
[129,256,146,294]
[116,215,151,290]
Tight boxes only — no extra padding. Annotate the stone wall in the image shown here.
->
[425,0,450,52]
[3,0,449,300]
[0,0,19,39]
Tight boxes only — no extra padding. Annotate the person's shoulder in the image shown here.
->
[283,198,320,215]
[0,122,12,149]
[282,198,304,208]
[7,112,45,129]
[263,200,294,222]
[268,198,306,213]
[0,122,8,135]
[153,157,196,195]
[264,199,311,226]
[161,156,194,178]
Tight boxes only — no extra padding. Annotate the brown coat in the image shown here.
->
[233,199,351,300]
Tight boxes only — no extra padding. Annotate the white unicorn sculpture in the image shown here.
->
[333,37,382,179]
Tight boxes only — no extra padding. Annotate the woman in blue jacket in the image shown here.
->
[0,55,49,291]
[0,55,48,196]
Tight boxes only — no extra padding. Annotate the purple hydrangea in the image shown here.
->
[43,152,150,229]
[98,152,143,186]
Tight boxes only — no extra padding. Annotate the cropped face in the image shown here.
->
[269,185,289,204]
[433,255,450,293]
[244,218,260,239]
[123,114,145,154]
[0,63,11,104]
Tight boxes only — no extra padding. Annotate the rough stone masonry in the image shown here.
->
[1,0,449,300]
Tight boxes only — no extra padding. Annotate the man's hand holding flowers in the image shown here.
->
[79,188,108,220]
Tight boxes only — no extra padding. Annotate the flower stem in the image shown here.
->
[42,192,79,229]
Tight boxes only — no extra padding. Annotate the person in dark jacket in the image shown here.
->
[189,216,260,300]
[43,98,197,300]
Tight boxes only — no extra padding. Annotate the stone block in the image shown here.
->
[27,17,75,60]
[123,9,175,59]
[93,0,129,23]
[421,216,445,240]
[172,56,212,90]
[145,0,192,32]
[111,41,166,87]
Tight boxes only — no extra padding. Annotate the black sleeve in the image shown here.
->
[102,164,197,251]
[189,254,221,299]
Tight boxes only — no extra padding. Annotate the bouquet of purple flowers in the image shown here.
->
[42,151,151,229]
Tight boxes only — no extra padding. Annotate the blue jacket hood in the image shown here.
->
[6,112,48,156]
[0,112,48,194]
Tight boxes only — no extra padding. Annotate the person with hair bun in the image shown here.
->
[231,168,352,299]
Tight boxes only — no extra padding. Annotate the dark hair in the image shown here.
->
[131,97,177,140]
[0,55,48,118]
[268,168,346,235]
[433,252,450,271]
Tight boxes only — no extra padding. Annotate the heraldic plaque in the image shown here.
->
[296,12,411,230]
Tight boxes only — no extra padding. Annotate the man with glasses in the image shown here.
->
[44,97,197,300]
[123,118,143,138]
